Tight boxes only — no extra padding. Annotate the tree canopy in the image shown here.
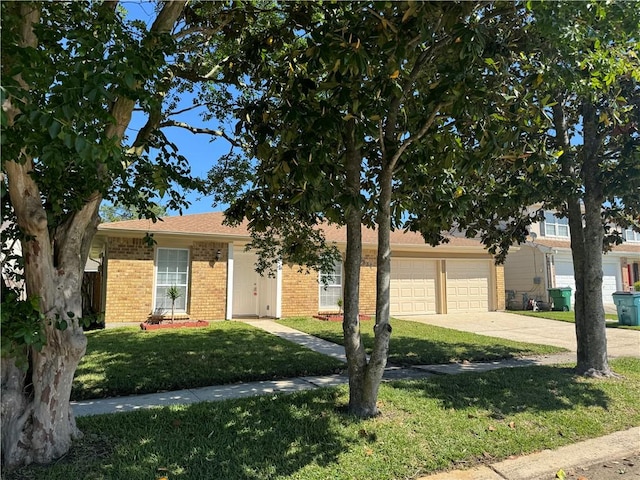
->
[214,0,539,416]
[0,0,240,467]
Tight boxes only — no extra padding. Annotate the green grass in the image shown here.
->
[512,310,640,330]
[277,317,566,365]
[71,322,345,401]
[10,358,640,480]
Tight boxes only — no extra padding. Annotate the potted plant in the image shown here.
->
[166,286,182,324]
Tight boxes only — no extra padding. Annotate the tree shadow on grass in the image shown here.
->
[389,365,610,416]
[386,337,540,366]
[10,389,356,480]
[73,325,344,400]
[354,331,553,366]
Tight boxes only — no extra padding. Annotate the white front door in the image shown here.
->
[233,251,259,317]
[258,273,278,317]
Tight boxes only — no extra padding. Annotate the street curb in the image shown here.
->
[417,427,640,480]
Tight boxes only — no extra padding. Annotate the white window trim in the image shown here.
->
[542,211,570,238]
[624,228,640,243]
[153,247,190,315]
[319,262,343,311]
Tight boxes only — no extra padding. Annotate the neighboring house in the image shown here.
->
[504,208,640,309]
[89,211,507,324]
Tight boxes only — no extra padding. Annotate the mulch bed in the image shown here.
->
[313,314,372,322]
[140,320,209,331]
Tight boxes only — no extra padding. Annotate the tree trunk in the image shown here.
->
[341,120,373,416]
[553,100,611,376]
[0,183,93,467]
[2,332,87,467]
[345,161,395,418]
[574,101,611,376]
[361,163,394,416]
[2,2,188,467]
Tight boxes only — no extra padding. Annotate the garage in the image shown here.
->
[555,258,620,307]
[390,258,437,315]
[446,260,490,312]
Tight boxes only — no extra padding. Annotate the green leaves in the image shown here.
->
[48,120,62,139]
[0,291,46,371]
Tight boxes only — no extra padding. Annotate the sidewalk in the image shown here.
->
[73,318,581,417]
[73,315,640,479]
[71,351,576,417]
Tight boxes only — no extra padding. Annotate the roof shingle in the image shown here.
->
[98,211,484,248]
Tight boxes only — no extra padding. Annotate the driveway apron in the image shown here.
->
[395,311,640,357]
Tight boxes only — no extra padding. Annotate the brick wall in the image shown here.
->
[104,237,154,323]
[104,237,229,323]
[280,264,319,317]
[495,264,506,310]
[279,249,378,318]
[358,249,377,315]
[189,241,227,320]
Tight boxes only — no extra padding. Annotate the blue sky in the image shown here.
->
[123,1,231,215]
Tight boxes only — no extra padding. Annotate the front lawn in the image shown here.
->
[512,310,640,330]
[277,317,565,365]
[72,322,345,401]
[11,358,640,480]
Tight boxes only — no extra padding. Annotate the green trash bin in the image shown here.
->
[612,292,640,326]
[548,287,572,311]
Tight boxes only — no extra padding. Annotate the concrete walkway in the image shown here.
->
[72,314,640,479]
[243,319,348,362]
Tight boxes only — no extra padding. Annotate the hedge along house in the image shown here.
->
[89,212,506,324]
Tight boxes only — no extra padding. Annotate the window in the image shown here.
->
[319,262,342,310]
[624,228,640,242]
[154,248,189,313]
[543,211,569,237]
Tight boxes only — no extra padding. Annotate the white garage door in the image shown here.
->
[390,258,437,315]
[446,260,490,312]
[602,262,620,304]
[554,260,576,294]
[555,259,620,306]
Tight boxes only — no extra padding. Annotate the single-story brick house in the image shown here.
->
[89,212,506,324]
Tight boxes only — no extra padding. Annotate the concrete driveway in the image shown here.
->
[395,311,640,358]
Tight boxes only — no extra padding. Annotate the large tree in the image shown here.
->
[219,1,528,417]
[442,1,640,376]
[0,0,242,467]
[413,1,640,376]
[524,1,640,376]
